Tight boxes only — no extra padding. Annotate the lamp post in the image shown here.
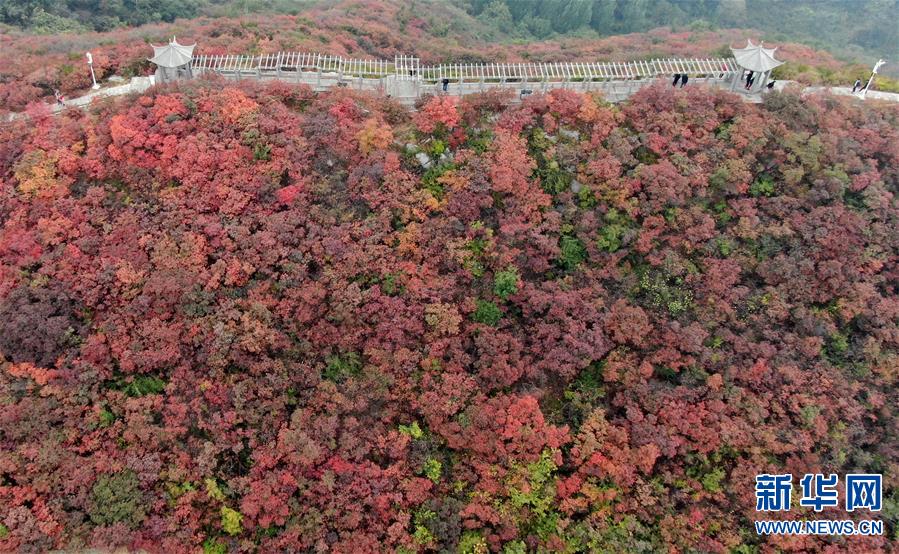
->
[87,52,100,90]
[859,59,886,99]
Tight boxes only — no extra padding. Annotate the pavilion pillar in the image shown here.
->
[753,70,769,92]
[730,70,742,91]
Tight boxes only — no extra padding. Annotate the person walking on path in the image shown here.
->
[672,73,681,87]
[442,78,449,92]
[852,79,862,93]
[680,74,688,87]
[53,89,64,106]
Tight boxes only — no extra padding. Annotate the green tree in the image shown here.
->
[493,267,520,300]
[89,471,146,528]
[221,506,243,536]
[478,0,515,34]
[559,235,587,270]
[473,300,503,326]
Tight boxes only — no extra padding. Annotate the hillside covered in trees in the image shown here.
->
[1,73,897,550]
[2,0,895,70]
[3,0,895,115]
[463,0,896,61]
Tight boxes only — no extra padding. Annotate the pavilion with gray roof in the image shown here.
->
[730,39,784,93]
[149,37,196,83]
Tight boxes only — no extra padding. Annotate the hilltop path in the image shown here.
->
[5,54,897,122]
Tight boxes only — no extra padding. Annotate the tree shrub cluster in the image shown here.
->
[0,78,897,551]
[0,0,200,32]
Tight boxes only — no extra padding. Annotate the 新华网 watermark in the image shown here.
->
[754,473,883,536]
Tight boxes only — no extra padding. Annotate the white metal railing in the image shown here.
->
[190,52,738,83]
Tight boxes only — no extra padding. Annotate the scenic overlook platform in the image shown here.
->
[189,52,744,104]
[9,40,893,122]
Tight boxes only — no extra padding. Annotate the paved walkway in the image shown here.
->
[801,85,899,102]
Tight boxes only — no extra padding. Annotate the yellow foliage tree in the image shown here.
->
[14,150,59,196]
[356,117,393,155]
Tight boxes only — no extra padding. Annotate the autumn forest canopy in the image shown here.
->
[1,69,898,552]
[1,0,899,551]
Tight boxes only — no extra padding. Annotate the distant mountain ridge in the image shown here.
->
[463,0,897,68]
[3,0,896,67]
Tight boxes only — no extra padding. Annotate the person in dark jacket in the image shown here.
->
[442,78,449,92]
[852,78,862,93]
[672,73,681,87]
[680,74,688,87]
